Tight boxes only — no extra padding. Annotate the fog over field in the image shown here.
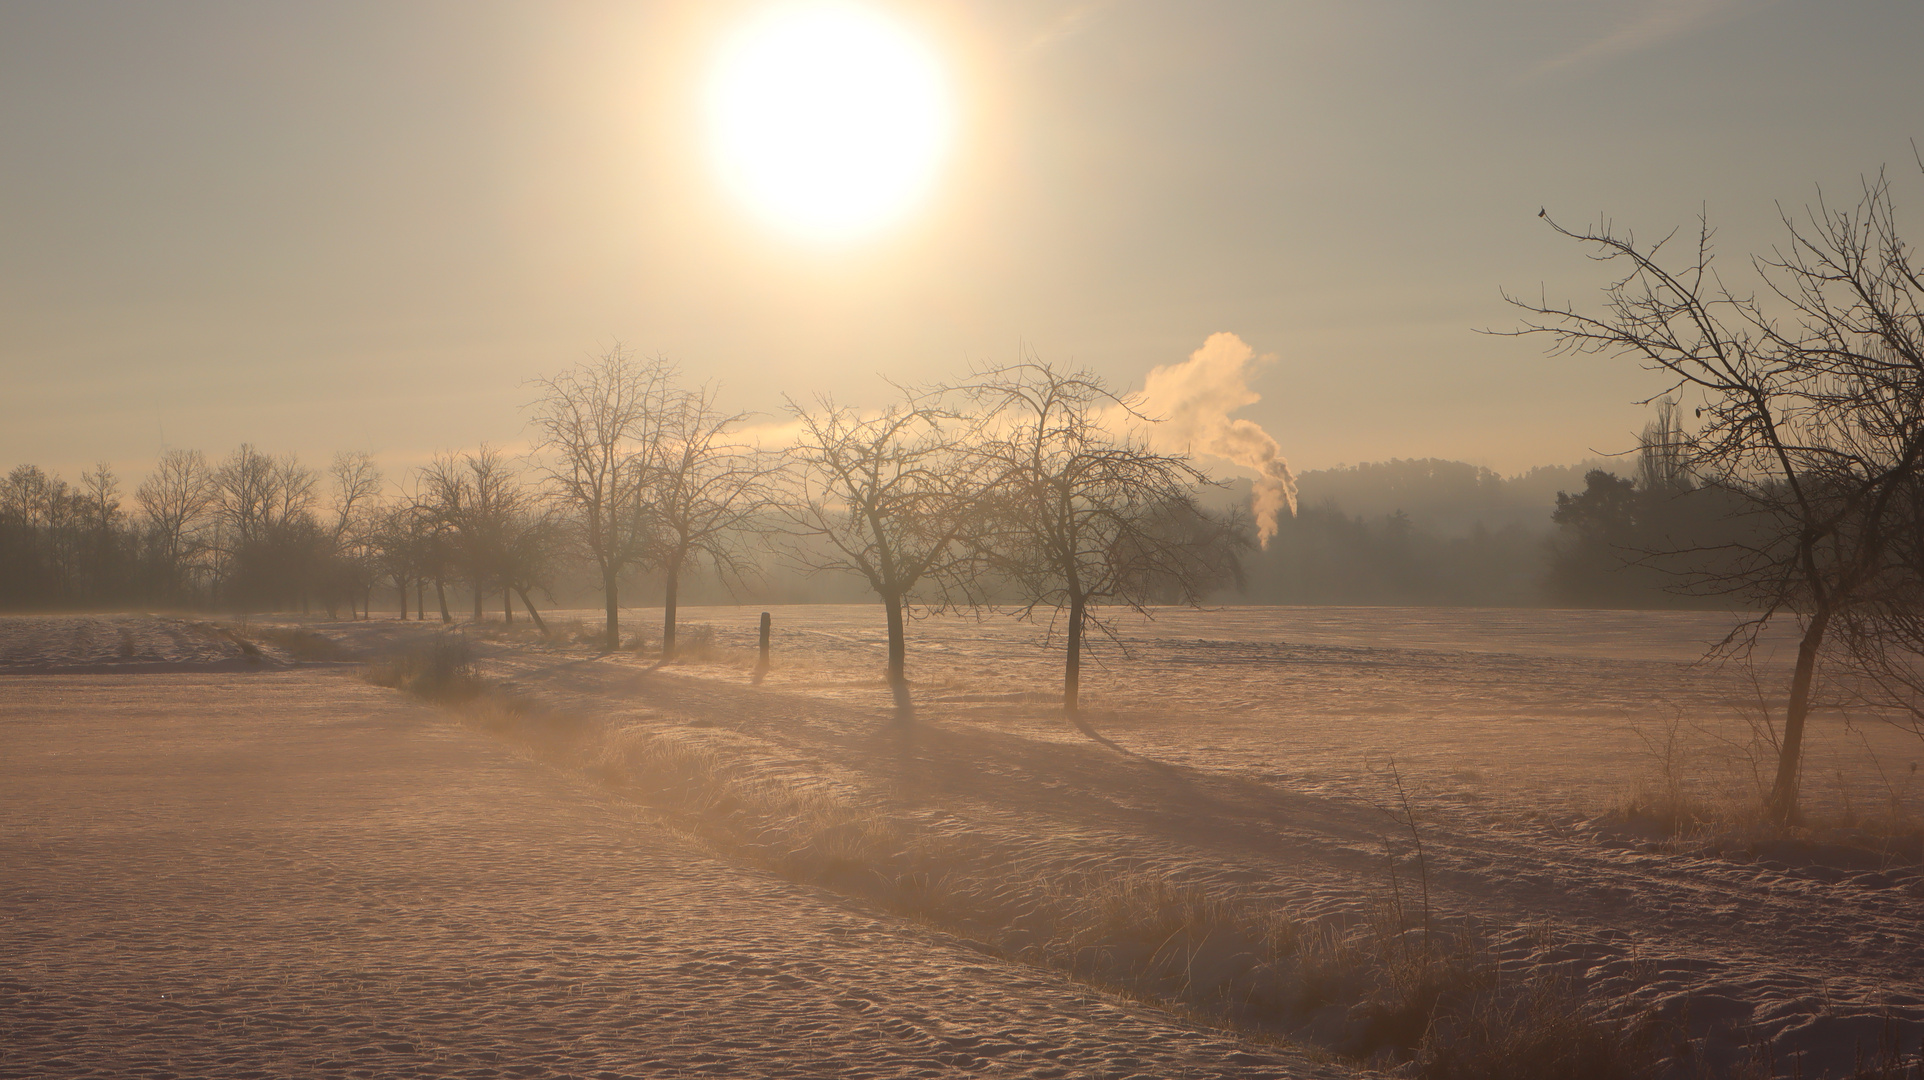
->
[7,2,1924,1078]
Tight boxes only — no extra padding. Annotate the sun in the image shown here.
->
[706,2,953,241]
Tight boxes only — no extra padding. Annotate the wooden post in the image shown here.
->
[754,611,771,682]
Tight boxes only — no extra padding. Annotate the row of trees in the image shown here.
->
[1,447,381,614]
[530,354,1242,712]
[2,356,1241,713]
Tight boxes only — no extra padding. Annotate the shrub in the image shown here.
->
[363,634,480,700]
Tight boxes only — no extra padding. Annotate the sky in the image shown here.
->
[4,0,1923,490]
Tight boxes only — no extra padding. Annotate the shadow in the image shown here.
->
[500,652,1401,877]
[1066,710,1168,769]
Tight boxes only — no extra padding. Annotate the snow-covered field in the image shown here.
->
[487,604,1924,1073]
[5,605,1922,1077]
[4,666,1330,1078]
[0,612,271,672]
[542,603,1916,818]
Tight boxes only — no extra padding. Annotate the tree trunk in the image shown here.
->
[1065,594,1085,713]
[397,577,408,620]
[662,560,681,658]
[603,565,621,650]
[516,587,548,635]
[472,581,483,621]
[1769,608,1830,825]
[883,591,907,688]
[416,580,425,620]
[436,578,451,623]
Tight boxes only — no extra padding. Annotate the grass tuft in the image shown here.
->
[1410,970,1667,1080]
[363,634,482,699]
[249,626,346,662]
[1607,717,1924,873]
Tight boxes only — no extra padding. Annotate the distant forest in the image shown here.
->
[1237,443,1755,609]
[1,432,1754,615]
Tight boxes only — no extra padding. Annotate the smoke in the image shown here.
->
[1138,332,1297,548]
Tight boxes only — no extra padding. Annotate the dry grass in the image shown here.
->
[193,620,265,662]
[1409,969,1668,1080]
[1610,717,1924,872]
[366,663,1726,1079]
[363,634,484,700]
[505,618,647,651]
[1848,1027,1924,1080]
[247,625,347,662]
[465,621,553,645]
[450,617,738,664]
[1690,1018,1924,1080]
[662,623,725,663]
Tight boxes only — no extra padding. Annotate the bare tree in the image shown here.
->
[965,363,1243,712]
[325,452,384,618]
[418,445,526,621]
[136,449,213,586]
[779,389,978,704]
[646,383,776,657]
[1636,397,1693,496]
[423,517,455,623]
[78,463,121,533]
[528,347,674,649]
[416,455,476,618]
[329,452,382,541]
[211,445,320,611]
[373,501,428,620]
[74,463,128,598]
[271,456,319,535]
[212,445,274,549]
[213,445,314,546]
[1505,171,1924,823]
[499,500,567,634]
[1,465,63,529]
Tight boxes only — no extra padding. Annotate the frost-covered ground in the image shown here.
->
[6,605,1923,1077]
[548,603,1917,818]
[0,612,271,672]
[0,632,1337,1079]
[416,602,1917,1075]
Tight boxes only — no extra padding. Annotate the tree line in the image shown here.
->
[1,357,1239,713]
[1218,446,1762,609]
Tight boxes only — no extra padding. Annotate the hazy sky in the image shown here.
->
[4,0,1923,488]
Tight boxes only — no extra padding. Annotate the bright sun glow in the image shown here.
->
[707,2,953,241]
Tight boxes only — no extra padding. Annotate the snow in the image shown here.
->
[6,605,1921,1076]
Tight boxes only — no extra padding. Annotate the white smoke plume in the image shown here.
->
[1138,332,1297,548]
